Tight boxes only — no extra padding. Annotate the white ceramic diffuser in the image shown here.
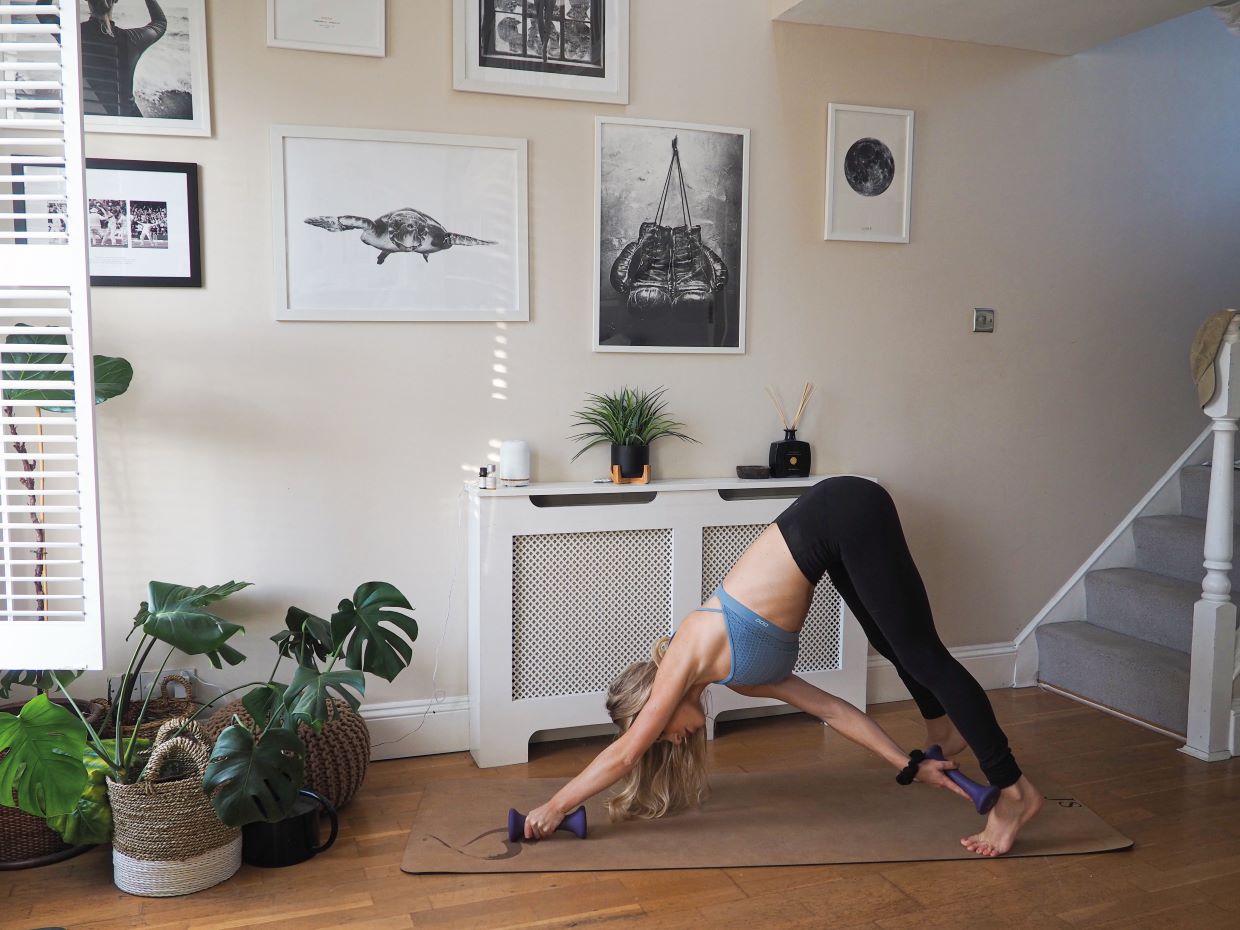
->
[498,440,530,487]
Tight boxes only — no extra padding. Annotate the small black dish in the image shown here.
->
[736,465,771,479]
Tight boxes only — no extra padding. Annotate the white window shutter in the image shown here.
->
[0,1,104,670]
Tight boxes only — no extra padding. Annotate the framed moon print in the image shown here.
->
[272,125,529,322]
[454,0,628,104]
[825,104,913,243]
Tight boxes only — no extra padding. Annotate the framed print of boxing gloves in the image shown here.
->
[593,117,749,354]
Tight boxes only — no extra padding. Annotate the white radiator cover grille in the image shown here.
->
[701,524,843,673]
[511,528,674,701]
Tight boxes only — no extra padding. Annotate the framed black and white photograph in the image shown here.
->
[267,0,386,58]
[454,0,628,105]
[72,0,212,136]
[13,158,201,286]
[594,117,748,354]
[825,103,913,243]
[86,159,200,285]
[272,125,529,322]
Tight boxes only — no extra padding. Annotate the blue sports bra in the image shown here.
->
[698,584,801,686]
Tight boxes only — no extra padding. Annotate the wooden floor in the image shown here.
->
[4,688,1240,930]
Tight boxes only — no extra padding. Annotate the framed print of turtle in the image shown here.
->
[454,0,628,104]
[272,125,529,322]
[824,104,914,243]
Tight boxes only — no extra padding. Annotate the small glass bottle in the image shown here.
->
[486,465,497,490]
[478,466,488,490]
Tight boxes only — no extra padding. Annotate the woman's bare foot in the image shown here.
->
[924,717,967,758]
[961,776,1043,857]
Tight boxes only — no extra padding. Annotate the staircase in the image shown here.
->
[1035,464,1233,735]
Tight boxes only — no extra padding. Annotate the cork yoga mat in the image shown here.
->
[401,769,1131,874]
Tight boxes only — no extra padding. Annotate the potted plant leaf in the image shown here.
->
[570,385,698,484]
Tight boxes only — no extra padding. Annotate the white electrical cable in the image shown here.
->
[370,484,465,749]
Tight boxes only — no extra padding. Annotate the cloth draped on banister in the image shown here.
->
[1190,309,1239,408]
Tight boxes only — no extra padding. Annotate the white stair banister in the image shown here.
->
[1182,313,1240,761]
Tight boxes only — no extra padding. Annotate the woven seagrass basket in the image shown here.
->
[0,698,107,870]
[203,697,370,809]
[107,718,240,897]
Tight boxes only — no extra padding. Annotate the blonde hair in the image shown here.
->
[604,635,708,821]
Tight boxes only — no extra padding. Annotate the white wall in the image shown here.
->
[77,2,1240,730]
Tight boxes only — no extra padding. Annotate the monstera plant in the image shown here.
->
[0,580,251,844]
[203,581,418,827]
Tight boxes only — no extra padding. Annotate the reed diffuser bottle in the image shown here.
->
[766,383,813,478]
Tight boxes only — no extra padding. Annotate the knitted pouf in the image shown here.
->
[203,697,370,809]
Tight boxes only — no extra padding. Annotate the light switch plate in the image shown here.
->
[973,308,995,333]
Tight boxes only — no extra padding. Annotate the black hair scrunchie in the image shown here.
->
[895,749,926,786]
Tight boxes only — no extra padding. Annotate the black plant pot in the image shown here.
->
[610,443,650,480]
[242,789,338,868]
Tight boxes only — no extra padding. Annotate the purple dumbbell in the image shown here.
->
[507,806,588,842]
[924,744,1000,814]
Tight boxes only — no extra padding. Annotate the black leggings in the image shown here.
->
[776,476,1021,788]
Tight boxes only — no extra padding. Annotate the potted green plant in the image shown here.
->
[0,581,252,847]
[569,385,697,484]
[201,581,418,830]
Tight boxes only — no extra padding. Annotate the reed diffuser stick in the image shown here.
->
[765,385,791,431]
[790,382,814,430]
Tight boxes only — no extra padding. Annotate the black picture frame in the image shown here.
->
[15,158,202,288]
[85,159,202,288]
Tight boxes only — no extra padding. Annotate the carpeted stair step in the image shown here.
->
[1132,514,1239,587]
[1179,464,1240,524]
[1035,621,1188,734]
[1084,568,1197,653]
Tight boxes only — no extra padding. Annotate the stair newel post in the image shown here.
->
[1182,316,1240,761]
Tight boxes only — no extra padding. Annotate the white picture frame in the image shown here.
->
[454,0,628,105]
[594,116,749,354]
[77,0,212,137]
[272,124,529,323]
[824,103,914,243]
[267,0,386,58]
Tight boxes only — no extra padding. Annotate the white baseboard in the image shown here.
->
[867,642,1019,705]
[361,642,1021,762]
[362,695,469,761]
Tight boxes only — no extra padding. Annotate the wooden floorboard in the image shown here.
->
[4,688,1239,930]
